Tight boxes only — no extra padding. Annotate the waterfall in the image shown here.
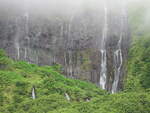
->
[16,43,20,60]
[53,56,56,64]
[100,50,107,89]
[65,93,70,101]
[86,98,90,102]
[112,35,123,93]
[112,7,125,93]
[61,24,64,38]
[24,48,27,60]
[68,50,73,77]
[99,6,108,90]
[36,56,39,64]
[67,16,74,77]
[17,45,20,60]
[24,12,29,60]
[15,18,20,60]
[32,87,36,99]
[68,22,72,77]
[24,12,29,34]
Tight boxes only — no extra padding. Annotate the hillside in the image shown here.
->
[0,0,150,113]
[125,0,150,92]
[0,49,150,113]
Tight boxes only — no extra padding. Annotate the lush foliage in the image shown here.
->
[125,1,150,92]
[0,50,150,113]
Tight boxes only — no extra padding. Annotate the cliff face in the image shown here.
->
[0,1,130,92]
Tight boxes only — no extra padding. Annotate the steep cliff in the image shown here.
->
[0,0,130,93]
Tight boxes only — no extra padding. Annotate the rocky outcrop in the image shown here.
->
[0,1,130,93]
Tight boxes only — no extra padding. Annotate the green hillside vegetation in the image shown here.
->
[125,1,150,92]
[0,49,150,113]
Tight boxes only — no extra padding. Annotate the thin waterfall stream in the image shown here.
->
[111,7,125,93]
[65,93,70,101]
[24,12,29,60]
[112,35,123,93]
[32,87,36,99]
[15,18,20,60]
[99,6,108,90]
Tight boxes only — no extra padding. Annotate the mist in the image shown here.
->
[0,0,127,18]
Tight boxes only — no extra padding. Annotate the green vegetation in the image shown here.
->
[125,1,150,92]
[125,36,150,91]
[1,1,150,113]
[0,48,150,113]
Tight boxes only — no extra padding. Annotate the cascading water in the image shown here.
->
[15,18,20,60]
[99,6,108,90]
[66,16,74,78]
[32,87,36,99]
[24,12,29,36]
[65,93,70,101]
[111,7,125,93]
[36,56,39,64]
[24,12,29,60]
[100,50,107,89]
[16,44,20,60]
[61,24,64,38]
[68,50,73,77]
[112,35,123,93]
[24,48,27,60]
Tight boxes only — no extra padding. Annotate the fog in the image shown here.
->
[0,0,148,16]
[0,0,149,26]
[0,0,142,16]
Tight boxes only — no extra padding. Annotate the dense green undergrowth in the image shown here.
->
[125,1,150,92]
[0,48,150,113]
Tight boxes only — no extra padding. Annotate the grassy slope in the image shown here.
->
[0,48,150,113]
[0,50,107,113]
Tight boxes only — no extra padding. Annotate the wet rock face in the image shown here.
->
[0,2,130,93]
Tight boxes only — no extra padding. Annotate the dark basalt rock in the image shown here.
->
[0,1,130,92]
